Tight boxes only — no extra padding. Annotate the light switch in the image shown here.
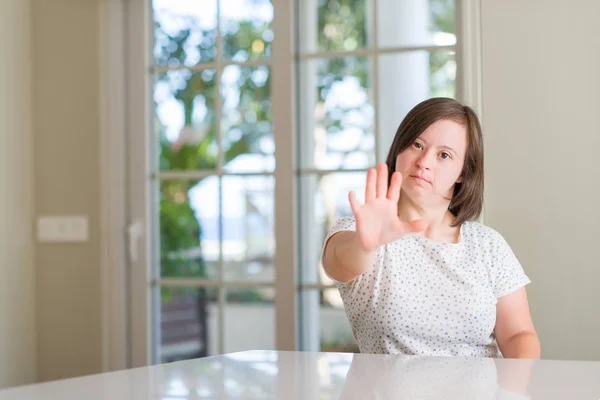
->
[37,215,89,243]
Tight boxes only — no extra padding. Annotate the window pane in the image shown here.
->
[429,50,457,97]
[159,287,218,362]
[221,0,273,62]
[298,57,375,170]
[154,70,218,171]
[298,172,366,285]
[320,289,358,352]
[299,289,358,353]
[377,0,456,48]
[224,288,275,353]
[159,178,220,280]
[299,0,371,53]
[222,176,274,282]
[152,0,217,67]
[221,65,273,173]
[377,50,456,152]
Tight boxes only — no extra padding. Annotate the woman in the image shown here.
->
[321,97,540,358]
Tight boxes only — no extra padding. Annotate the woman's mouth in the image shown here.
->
[410,175,431,184]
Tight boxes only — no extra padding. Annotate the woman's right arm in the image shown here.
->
[322,163,425,283]
[322,231,377,283]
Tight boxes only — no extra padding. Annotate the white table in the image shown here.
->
[1,351,599,399]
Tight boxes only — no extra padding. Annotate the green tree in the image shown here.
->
[155,16,272,288]
[154,7,274,361]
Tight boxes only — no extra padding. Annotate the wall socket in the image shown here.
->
[37,215,89,243]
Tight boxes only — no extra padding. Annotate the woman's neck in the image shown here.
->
[397,197,459,242]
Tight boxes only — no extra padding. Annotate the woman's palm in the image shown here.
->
[349,163,425,251]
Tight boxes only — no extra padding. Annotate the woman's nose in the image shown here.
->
[416,151,434,170]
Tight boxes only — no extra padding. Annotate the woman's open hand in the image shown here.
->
[348,163,426,251]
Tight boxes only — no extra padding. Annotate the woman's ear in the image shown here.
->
[456,176,463,183]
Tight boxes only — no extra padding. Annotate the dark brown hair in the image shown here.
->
[385,97,484,227]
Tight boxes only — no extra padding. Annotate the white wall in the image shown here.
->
[0,0,37,387]
[481,0,600,360]
[32,0,103,381]
[0,0,104,385]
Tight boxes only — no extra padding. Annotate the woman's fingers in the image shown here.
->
[348,191,360,216]
[365,168,376,203]
[394,218,427,236]
[376,163,388,198]
[387,171,403,201]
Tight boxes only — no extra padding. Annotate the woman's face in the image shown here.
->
[395,119,468,207]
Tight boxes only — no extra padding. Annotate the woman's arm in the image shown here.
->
[494,287,541,359]
[322,231,377,283]
[323,164,425,283]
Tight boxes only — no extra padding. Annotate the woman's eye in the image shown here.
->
[413,142,423,149]
[440,152,451,160]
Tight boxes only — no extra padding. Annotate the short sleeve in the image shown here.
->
[320,217,357,283]
[490,231,531,298]
[325,216,356,239]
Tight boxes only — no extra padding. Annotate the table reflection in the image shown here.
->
[159,351,535,399]
[1,351,599,399]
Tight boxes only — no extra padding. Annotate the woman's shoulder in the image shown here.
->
[461,220,509,246]
[328,216,356,233]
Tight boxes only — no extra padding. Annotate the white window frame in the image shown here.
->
[98,0,482,370]
[99,0,129,372]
